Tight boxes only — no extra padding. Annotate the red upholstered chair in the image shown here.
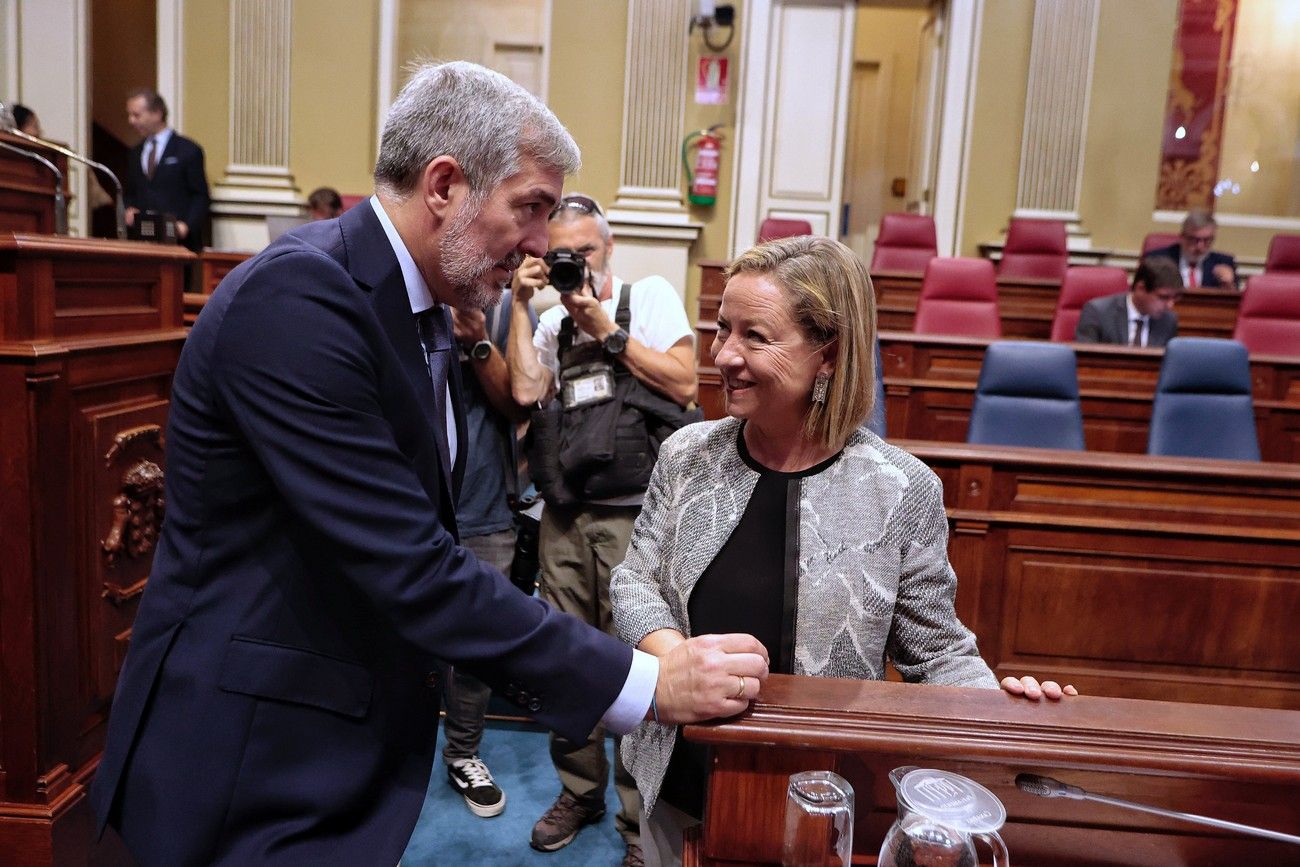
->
[914,257,1002,338]
[1232,273,1300,355]
[1265,234,1300,274]
[997,218,1068,282]
[1142,232,1181,255]
[757,217,814,242]
[1050,266,1129,341]
[870,213,938,273]
[339,194,368,212]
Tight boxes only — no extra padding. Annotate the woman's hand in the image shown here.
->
[1000,676,1078,701]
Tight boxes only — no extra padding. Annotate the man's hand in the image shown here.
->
[451,307,488,348]
[1000,675,1078,701]
[125,206,139,227]
[561,289,618,341]
[511,256,548,304]
[176,220,189,240]
[1211,263,1236,290]
[653,633,770,724]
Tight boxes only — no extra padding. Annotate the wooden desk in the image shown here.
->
[899,440,1300,710]
[0,233,188,864]
[879,331,1300,462]
[685,675,1300,865]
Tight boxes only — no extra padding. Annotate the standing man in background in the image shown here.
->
[124,88,210,253]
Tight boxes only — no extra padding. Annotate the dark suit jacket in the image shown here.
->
[1074,291,1178,347]
[125,131,210,252]
[1148,243,1237,290]
[90,203,632,865]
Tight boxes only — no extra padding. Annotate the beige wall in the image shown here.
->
[961,0,1277,259]
[181,0,228,179]
[289,0,380,197]
[959,0,1032,256]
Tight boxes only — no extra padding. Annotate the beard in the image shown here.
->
[439,199,524,309]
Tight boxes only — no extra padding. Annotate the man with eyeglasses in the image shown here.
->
[507,194,698,864]
[1075,256,1184,347]
[1149,209,1238,291]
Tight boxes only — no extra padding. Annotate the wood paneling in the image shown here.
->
[0,132,69,236]
[909,441,1300,709]
[0,233,184,864]
[684,675,1300,865]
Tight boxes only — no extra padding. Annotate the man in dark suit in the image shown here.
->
[124,88,210,252]
[1075,256,1184,347]
[1148,209,1237,291]
[91,61,768,866]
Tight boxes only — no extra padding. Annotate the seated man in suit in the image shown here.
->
[91,61,769,867]
[124,88,210,252]
[1148,209,1237,291]
[1075,257,1184,347]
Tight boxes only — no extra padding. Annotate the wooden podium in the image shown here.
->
[0,131,69,235]
[684,675,1300,865]
[0,232,191,864]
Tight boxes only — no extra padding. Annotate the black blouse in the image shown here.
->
[657,425,843,818]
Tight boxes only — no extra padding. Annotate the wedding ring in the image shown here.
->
[731,675,746,700]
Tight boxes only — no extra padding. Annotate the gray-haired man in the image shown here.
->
[92,61,768,866]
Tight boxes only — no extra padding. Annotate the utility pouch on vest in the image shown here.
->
[560,360,616,410]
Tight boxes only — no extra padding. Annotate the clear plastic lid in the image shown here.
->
[896,768,1006,834]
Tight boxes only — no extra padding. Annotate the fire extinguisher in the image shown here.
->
[682,126,723,206]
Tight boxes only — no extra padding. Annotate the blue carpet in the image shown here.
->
[401,721,628,866]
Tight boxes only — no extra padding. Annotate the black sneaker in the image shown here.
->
[447,756,506,818]
[529,791,605,852]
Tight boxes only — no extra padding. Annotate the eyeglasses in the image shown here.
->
[1181,231,1215,247]
[549,193,604,221]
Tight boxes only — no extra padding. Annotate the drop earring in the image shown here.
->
[812,372,830,404]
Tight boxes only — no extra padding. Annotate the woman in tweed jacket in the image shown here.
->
[610,237,1074,866]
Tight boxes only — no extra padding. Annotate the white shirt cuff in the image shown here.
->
[601,649,659,734]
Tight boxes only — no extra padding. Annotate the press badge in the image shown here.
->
[561,361,616,409]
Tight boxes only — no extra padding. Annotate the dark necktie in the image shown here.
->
[417,305,454,479]
[145,138,157,179]
[1131,317,1146,347]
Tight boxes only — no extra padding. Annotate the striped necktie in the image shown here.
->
[145,138,157,179]
[417,305,454,478]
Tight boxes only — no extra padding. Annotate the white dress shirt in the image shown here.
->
[140,127,174,173]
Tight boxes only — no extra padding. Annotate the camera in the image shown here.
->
[508,492,542,595]
[543,248,587,293]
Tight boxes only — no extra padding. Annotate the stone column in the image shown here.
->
[210,0,302,251]
[607,0,701,299]
[1014,0,1100,227]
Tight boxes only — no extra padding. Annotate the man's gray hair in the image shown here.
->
[1182,208,1217,233]
[374,60,580,199]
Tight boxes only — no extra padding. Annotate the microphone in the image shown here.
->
[0,139,68,234]
[0,104,127,239]
[1015,773,1300,846]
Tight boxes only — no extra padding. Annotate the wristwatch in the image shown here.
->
[470,339,493,361]
[602,328,629,356]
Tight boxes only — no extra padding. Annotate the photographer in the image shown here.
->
[507,193,696,865]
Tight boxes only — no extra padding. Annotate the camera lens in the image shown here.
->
[544,249,587,293]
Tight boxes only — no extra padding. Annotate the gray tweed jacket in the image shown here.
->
[610,417,997,815]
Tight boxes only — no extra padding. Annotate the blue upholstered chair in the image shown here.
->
[967,341,1084,449]
[1147,338,1261,461]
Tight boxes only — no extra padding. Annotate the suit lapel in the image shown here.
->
[336,203,460,527]
[1110,294,1129,343]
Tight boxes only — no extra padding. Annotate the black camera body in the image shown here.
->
[544,248,587,293]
